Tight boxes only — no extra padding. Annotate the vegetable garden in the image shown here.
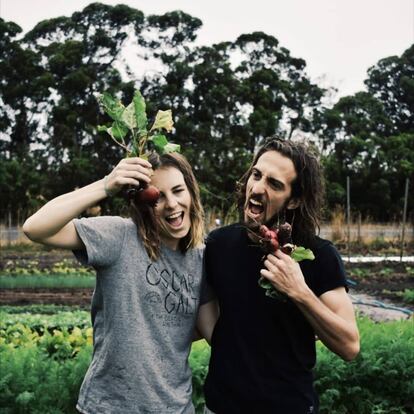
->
[1,306,413,414]
[1,244,413,413]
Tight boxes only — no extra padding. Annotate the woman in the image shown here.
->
[23,153,217,414]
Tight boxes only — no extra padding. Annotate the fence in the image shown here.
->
[2,222,413,248]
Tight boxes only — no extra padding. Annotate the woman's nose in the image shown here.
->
[165,194,178,209]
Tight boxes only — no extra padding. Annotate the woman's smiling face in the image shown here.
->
[151,166,192,250]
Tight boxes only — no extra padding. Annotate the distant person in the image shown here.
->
[203,137,360,413]
[24,152,217,414]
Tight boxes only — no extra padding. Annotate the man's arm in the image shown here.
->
[293,286,359,361]
[261,251,360,361]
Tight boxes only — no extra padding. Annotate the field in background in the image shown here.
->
[1,207,413,254]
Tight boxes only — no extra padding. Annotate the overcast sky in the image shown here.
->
[1,0,413,98]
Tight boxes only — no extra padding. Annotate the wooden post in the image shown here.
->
[357,212,361,244]
[347,176,351,261]
[8,210,12,246]
[400,178,410,262]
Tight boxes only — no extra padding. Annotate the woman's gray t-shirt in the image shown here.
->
[73,216,205,414]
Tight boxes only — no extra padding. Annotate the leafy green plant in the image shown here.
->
[349,267,370,278]
[98,91,179,158]
[402,289,414,304]
[97,90,180,204]
[405,266,414,276]
[0,305,85,314]
[379,267,393,276]
[1,313,413,413]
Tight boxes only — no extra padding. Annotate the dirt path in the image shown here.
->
[0,288,93,306]
[349,289,413,322]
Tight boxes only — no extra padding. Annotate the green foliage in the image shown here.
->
[0,344,91,414]
[402,289,414,304]
[1,258,93,277]
[190,340,211,412]
[315,317,414,413]
[0,274,95,288]
[320,44,414,221]
[0,310,91,332]
[0,305,85,314]
[0,314,413,413]
[1,4,413,219]
[97,90,178,157]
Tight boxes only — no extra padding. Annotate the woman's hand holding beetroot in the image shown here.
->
[104,157,153,196]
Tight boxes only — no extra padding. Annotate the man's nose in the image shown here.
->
[251,178,266,194]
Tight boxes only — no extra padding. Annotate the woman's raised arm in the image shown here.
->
[23,157,153,249]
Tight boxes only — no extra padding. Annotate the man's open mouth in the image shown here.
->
[165,211,184,228]
[247,198,265,217]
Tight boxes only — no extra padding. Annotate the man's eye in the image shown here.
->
[174,188,184,194]
[271,182,283,190]
[252,171,261,179]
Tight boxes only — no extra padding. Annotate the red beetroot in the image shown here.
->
[257,223,294,256]
[127,184,160,206]
[135,185,160,206]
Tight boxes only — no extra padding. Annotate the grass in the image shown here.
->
[0,274,95,289]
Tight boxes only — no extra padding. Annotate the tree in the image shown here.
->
[143,32,325,207]
[365,44,414,134]
[321,45,414,220]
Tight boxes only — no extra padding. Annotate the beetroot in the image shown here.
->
[258,223,293,256]
[127,184,160,206]
[136,185,160,205]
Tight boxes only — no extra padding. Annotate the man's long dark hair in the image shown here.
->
[236,136,325,248]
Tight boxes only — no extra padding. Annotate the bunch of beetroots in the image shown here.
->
[256,222,315,300]
[258,222,295,256]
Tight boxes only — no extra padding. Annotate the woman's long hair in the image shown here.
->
[236,136,325,248]
[130,152,205,260]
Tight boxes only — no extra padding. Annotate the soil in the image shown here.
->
[1,249,413,321]
[0,288,93,306]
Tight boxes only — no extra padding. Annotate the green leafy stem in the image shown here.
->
[97,90,180,157]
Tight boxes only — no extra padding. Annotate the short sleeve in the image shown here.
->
[200,276,216,305]
[73,216,127,268]
[310,242,348,297]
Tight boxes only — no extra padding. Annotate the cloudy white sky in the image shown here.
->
[1,0,413,98]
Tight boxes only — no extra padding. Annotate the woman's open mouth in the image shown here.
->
[165,211,184,228]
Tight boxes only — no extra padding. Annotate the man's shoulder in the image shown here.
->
[311,236,343,262]
[206,223,244,244]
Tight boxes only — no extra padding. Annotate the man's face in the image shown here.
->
[244,150,297,227]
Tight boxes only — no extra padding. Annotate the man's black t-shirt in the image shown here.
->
[204,223,348,414]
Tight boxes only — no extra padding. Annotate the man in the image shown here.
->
[203,137,360,414]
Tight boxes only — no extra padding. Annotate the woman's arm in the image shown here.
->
[195,299,219,345]
[23,157,153,250]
